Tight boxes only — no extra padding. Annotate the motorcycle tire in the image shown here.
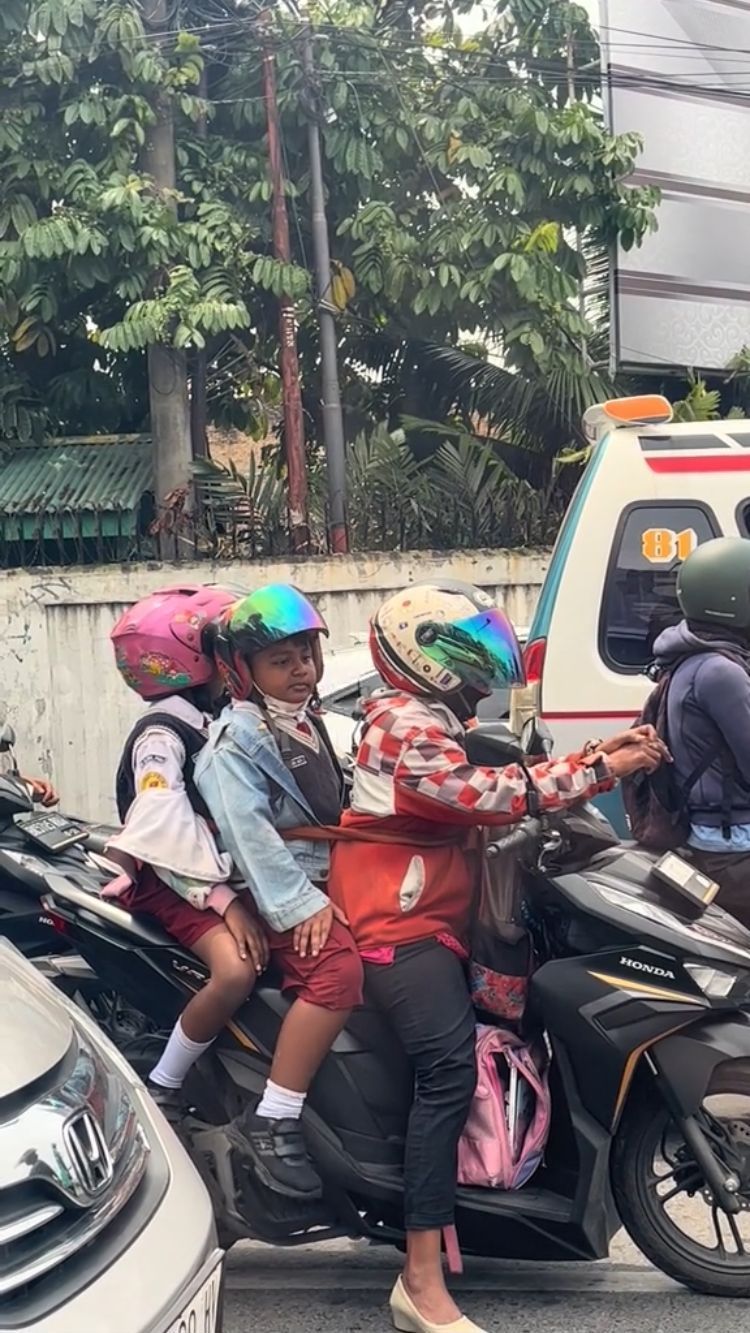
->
[612,1060,750,1296]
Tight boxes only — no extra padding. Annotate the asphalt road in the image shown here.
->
[222,1224,750,1333]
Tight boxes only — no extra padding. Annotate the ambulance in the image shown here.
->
[511,394,750,831]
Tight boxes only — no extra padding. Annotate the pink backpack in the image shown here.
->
[457,1025,551,1190]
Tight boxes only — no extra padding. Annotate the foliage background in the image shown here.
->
[0,0,745,554]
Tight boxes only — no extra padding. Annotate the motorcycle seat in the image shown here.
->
[108,906,176,947]
[46,876,177,947]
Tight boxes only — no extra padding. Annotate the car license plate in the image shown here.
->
[167,1259,222,1333]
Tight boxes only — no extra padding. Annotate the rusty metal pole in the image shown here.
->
[190,62,209,461]
[302,26,348,553]
[140,0,193,525]
[261,36,309,553]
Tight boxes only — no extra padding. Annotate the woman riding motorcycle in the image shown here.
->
[328,581,666,1333]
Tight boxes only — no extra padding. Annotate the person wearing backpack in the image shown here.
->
[103,585,270,1114]
[327,581,665,1333]
[625,537,750,927]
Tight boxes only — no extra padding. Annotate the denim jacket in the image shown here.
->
[194,701,331,933]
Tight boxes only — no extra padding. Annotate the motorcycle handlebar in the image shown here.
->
[486,818,542,857]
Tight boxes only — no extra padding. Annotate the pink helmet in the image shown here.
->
[111,584,239,700]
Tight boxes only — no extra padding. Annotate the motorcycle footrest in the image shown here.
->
[192,1123,336,1240]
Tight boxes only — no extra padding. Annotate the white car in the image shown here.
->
[320,632,528,759]
[0,939,223,1333]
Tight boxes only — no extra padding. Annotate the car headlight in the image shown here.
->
[684,962,738,998]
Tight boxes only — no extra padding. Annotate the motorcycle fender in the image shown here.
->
[649,1011,750,1118]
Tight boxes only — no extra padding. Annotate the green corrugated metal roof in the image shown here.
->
[0,438,153,541]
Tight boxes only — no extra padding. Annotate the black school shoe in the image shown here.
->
[232,1112,323,1200]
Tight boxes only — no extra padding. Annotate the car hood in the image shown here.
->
[0,941,74,1099]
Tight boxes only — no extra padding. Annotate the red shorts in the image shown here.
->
[121,869,363,1010]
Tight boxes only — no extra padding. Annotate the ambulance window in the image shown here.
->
[738,501,750,537]
[600,503,720,673]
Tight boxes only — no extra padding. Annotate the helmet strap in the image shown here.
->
[448,685,486,723]
[216,650,254,701]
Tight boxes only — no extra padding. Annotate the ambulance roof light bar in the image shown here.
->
[582,394,673,445]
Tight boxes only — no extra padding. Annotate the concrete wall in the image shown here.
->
[1,548,549,822]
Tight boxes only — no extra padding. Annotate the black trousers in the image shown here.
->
[364,939,477,1230]
[688,847,750,931]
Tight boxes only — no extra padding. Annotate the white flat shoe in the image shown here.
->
[390,1276,489,1333]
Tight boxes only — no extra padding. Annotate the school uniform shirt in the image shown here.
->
[106,694,235,915]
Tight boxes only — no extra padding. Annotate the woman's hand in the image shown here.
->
[594,739,668,779]
[597,725,665,756]
[225,899,269,971]
[25,776,58,807]
[293,902,349,959]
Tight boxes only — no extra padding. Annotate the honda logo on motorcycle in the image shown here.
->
[64,1111,114,1198]
[619,956,676,981]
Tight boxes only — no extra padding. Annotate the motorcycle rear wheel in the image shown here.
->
[612,1061,750,1296]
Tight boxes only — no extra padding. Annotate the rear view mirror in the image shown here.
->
[521,717,553,757]
[466,724,524,767]
[0,722,17,755]
[0,774,33,817]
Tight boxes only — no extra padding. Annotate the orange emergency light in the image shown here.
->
[582,394,673,444]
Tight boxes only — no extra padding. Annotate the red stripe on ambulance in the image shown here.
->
[645,455,750,474]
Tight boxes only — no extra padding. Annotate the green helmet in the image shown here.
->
[676,537,750,631]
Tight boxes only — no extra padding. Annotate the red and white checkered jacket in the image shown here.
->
[327,692,614,953]
[351,692,613,825]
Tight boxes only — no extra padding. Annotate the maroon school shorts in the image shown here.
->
[120,868,363,1010]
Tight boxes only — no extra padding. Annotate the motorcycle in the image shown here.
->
[0,723,139,1036]
[40,724,750,1296]
[0,722,115,956]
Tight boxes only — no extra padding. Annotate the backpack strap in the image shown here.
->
[116,710,210,823]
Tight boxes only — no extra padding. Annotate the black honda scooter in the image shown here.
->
[0,722,128,1028]
[42,726,750,1297]
[0,722,115,956]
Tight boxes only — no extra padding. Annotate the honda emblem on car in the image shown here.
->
[64,1111,114,1198]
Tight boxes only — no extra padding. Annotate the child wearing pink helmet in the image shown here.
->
[105,584,269,1120]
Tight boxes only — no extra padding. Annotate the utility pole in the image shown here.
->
[190,62,209,461]
[140,0,193,515]
[302,26,348,554]
[261,32,309,552]
[567,20,588,366]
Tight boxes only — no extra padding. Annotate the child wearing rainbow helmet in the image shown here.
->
[106,584,269,1133]
[194,584,362,1200]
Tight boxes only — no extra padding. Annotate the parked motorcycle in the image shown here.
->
[41,725,750,1296]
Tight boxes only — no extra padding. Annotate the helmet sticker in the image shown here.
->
[139,652,192,689]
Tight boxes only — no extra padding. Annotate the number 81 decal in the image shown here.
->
[641,527,698,564]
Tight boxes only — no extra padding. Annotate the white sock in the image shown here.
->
[150,1018,214,1090]
[256,1079,306,1121]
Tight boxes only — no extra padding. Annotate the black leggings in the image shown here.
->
[365,939,477,1230]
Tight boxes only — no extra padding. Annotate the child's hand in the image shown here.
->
[293,902,348,959]
[225,899,269,972]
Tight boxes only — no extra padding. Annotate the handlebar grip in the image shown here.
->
[486,819,541,856]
